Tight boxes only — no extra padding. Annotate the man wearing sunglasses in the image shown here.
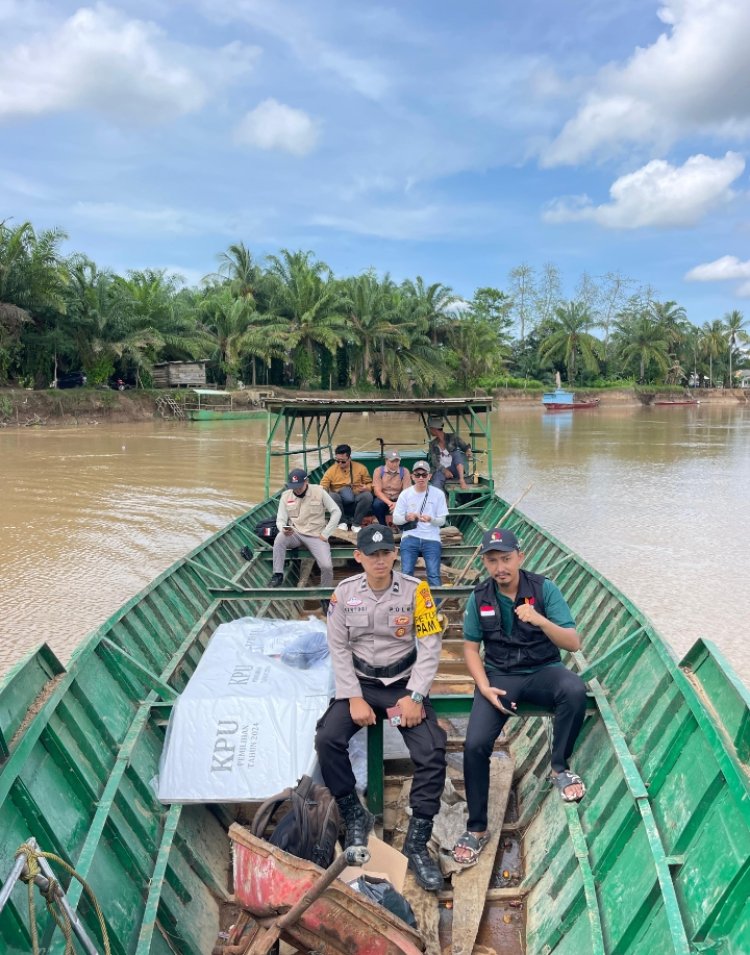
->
[392,461,448,587]
[320,444,374,532]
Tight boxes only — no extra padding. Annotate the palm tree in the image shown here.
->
[538,300,603,384]
[400,277,457,347]
[0,220,68,383]
[700,320,727,387]
[199,286,287,387]
[650,300,688,347]
[265,250,348,388]
[448,315,508,388]
[211,242,260,301]
[724,309,747,389]
[341,271,406,386]
[613,309,669,383]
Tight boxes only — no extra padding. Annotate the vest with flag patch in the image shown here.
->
[472,569,561,671]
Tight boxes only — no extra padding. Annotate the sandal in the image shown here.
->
[552,771,586,803]
[451,830,490,867]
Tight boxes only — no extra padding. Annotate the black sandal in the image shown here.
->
[552,771,586,803]
[451,830,490,867]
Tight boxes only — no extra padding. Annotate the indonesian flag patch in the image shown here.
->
[480,604,496,617]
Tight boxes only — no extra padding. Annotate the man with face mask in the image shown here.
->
[270,469,342,611]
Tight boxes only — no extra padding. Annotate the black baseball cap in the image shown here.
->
[286,468,308,489]
[356,524,396,554]
[480,528,521,553]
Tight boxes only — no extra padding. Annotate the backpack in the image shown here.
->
[254,518,279,542]
[379,466,405,480]
[250,775,341,869]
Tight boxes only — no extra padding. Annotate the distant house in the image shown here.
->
[736,370,750,389]
[152,361,208,388]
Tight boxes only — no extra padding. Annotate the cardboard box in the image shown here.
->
[337,833,407,892]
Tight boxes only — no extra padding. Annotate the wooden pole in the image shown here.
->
[451,483,533,587]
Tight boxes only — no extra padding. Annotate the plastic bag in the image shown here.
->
[349,876,417,928]
[281,630,329,669]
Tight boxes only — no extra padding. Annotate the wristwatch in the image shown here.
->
[410,691,424,704]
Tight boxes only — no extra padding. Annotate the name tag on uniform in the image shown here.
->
[479,604,496,617]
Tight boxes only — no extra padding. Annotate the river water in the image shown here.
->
[1,404,748,686]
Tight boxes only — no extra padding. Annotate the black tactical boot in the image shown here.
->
[336,792,374,848]
[403,816,443,892]
[269,573,284,587]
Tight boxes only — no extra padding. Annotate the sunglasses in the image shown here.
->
[334,457,349,463]
[413,471,428,477]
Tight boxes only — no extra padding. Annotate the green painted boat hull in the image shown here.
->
[185,409,266,420]
[1,486,749,953]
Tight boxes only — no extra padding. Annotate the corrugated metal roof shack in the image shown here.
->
[152,360,208,388]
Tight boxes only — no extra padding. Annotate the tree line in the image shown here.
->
[1,219,747,393]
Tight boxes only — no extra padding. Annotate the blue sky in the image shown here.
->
[2,0,750,326]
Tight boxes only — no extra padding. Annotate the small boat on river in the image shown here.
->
[1,396,748,955]
[184,387,267,420]
[542,388,600,411]
[652,397,699,406]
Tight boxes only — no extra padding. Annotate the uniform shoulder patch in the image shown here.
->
[414,581,441,638]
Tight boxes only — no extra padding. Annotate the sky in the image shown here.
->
[2,0,750,326]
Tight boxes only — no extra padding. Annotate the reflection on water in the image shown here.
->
[1,405,748,685]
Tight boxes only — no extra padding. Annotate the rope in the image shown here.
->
[16,843,111,955]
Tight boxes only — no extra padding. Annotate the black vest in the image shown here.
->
[472,570,562,672]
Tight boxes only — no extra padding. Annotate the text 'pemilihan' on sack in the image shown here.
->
[250,775,341,869]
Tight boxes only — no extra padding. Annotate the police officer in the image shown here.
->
[314,524,447,891]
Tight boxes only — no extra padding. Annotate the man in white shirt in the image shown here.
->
[392,461,448,587]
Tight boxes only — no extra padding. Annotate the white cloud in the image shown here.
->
[71,200,232,236]
[0,3,259,123]
[202,0,390,100]
[685,253,750,297]
[233,99,319,156]
[544,152,745,229]
[686,255,750,282]
[543,0,750,165]
[311,201,495,242]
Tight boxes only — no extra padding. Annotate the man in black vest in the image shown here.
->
[452,527,587,866]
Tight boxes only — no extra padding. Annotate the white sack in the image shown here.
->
[158,617,332,802]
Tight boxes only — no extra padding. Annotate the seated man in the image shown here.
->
[392,461,448,588]
[372,450,411,525]
[452,528,587,867]
[270,469,341,611]
[320,444,374,533]
[315,524,447,891]
[427,416,472,491]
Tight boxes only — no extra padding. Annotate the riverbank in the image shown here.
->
[0,385,745,428]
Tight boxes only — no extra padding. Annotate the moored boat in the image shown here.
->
[652,397,699,406]
[0,396,748,955]
[184,387,268,420]
[542,388,600,411]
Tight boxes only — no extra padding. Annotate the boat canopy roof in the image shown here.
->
[263,396,494,496]
[192,388,231,396]
[264,396,493,416]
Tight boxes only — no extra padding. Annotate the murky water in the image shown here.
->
[1,404,748,685]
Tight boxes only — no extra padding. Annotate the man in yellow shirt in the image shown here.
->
[320,444,374,532]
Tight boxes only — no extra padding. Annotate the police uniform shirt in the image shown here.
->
[326,570,442,700]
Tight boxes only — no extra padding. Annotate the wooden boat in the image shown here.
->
[542,388,600,411]
[1,396,749,955]
[184,388,267,420]
[652,397,699,406]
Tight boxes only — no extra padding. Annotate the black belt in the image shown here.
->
[352,647,416,679]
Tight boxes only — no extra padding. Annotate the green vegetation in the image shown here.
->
[1,219,748,394]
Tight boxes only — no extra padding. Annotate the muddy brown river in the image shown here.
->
[1,403,748,685]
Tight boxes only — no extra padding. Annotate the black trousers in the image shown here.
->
[315,678,447,819]
[464,665,587,831]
